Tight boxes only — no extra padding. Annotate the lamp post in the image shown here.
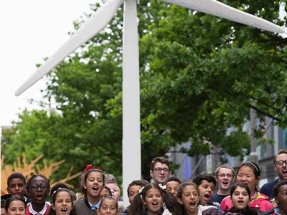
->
[249,107,258,163]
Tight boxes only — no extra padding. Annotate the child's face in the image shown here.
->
[27,176,49,204]
[128,185,142,204]
[143,188,163,215]
[231,186,250,210]
[6,200,25,215]
[98,199,118,215]
[7,178,26,197]
[52,191,73,215]
[275,184,287,211]
[100,188,111,199]
[197,180,215,205]
[85,171,104,198]
[177,185,199,215]
[106,183,120,201]
[166,181,180,197]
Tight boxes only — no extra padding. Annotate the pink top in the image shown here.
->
[26,202,51,215]
[220,192,274,212]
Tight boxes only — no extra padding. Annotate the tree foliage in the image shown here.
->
[2,0,287,185]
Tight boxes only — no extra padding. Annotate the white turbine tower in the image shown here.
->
[15,0,285,205]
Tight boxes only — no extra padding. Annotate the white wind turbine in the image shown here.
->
[16,0,285,205]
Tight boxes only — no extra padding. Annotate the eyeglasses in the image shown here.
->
[153,167,169,173]
[275,160,287,166]
[217,174,234,178]
[29,184,48,190]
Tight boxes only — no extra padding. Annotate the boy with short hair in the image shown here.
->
[6,172,29,204]
[124,179,149,214]
[193,173,216,206]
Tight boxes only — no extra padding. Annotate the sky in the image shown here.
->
[0,1,286,128]
[0,0,95,127]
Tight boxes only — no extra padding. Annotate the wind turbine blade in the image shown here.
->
[163,0,285,34]
[15,0,124,96]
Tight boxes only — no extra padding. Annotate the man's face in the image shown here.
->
[274,153,287,180]
[150,162,171,184]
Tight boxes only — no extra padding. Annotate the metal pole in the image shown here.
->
[249,107,258,163]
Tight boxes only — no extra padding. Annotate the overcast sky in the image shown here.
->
[1,1,285,128]
[0,0,95,126]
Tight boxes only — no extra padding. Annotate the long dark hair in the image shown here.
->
[129,183,182,215]
[79,169,105,196]
[5,196,26,212]
[176,181,199,214]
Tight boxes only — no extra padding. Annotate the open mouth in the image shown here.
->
[237,200,244,204]
[36,195,43,201]
[189,201,197,209]
[92,186,99,190]
[204,193,211,199]
[150,201,161,209]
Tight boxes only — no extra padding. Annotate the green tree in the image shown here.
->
[140,0,287,158]
[2,0,287,184]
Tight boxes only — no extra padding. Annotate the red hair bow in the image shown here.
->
[84,164,93,172]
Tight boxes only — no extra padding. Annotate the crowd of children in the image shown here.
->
[1,149,287,215]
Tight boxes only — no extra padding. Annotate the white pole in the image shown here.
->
[122,0,141,206]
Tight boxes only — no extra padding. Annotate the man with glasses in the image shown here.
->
[150,157,171,185]
[260,149,287,199]
[210,164,235,205]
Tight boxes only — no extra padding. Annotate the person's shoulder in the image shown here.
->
[250,193,274,211]
[74,198,85,206]
[259,208,275,215]
[258,192,270,200]
[219,196,232,211]
[200,205,217,214]
[201,206,240,215]
[261,179,279,189]
[210,193,228,204]
[220,195,231,205]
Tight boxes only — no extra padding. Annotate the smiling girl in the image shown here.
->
[129,182,181,215]
[5,196,26,215]
[176,181,240,215]
[97,196,119,215]
[74,168,105,215]
[48,188,76,215]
